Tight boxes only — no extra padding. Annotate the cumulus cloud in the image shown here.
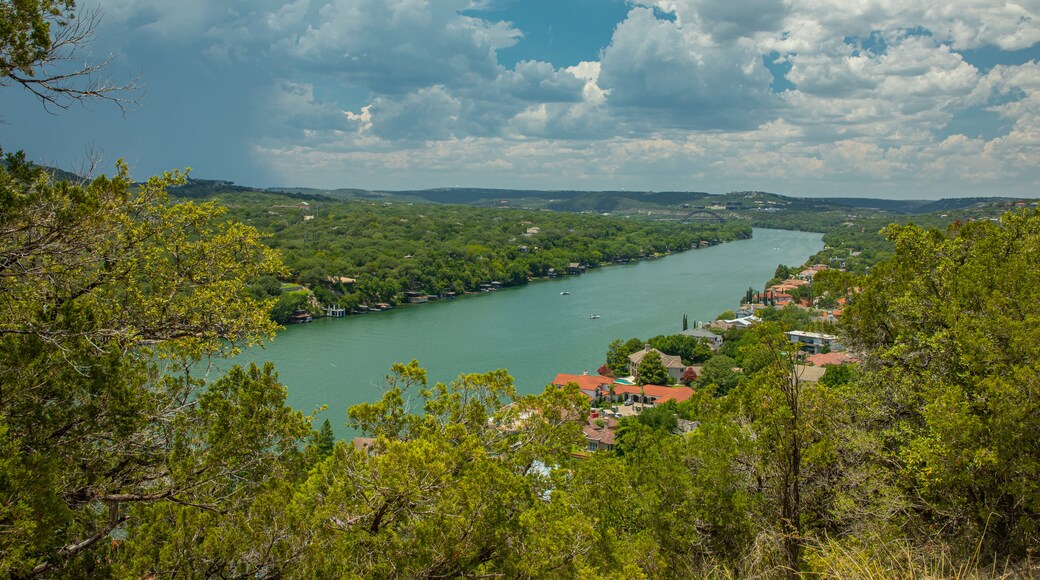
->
[280,0,518,94]
[598,6,778,131]
[22,0,1034,197]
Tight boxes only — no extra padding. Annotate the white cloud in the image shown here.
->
[44,0,1040,197]
[597,7,778,130]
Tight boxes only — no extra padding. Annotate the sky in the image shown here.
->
[2,0,1040,199]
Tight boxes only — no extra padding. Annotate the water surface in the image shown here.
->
[230,228,823,433]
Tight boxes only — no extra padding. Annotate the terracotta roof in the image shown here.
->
[612,384,694,404]
[552,373,614,393]
[807,352,859,367]
[583,415,618,446]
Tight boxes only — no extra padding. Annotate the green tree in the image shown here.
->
[699,354,740,395]
[288,361,590,577]
[636,350,670,386]
[605,337,643,377]
[0,156,292,575]
[636,400,679,432]
[819,363,856,389]
[842,212,1040,556]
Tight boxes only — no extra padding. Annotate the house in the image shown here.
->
[583,412,618,452]
[609,383,694,406]
[798,265,828,280]
[325,276,357,286]
[786,330,841,354]
[714,315,761,331]
[682,326,723,351]
[552,373,615,400]
[403,291,428,304]
[628,345,686,383]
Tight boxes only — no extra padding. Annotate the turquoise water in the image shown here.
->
[228,228,823,434]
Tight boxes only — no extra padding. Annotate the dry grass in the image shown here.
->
[804,536,1038,579]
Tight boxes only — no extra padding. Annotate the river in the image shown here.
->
[227,228,823,435]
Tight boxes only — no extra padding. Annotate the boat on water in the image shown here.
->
[589,314,600,319]
[560,291,570,295]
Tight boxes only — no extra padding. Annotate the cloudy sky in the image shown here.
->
[3,0,1039,198]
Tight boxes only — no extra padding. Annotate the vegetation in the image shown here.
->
[209,191,751,313]
[635,349,670,386]
[6,6,1040,577]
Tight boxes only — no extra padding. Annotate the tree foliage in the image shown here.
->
[636,350,670,386]
[0,0,137,109]
[842,212,1040,556]
[0,155,297,575]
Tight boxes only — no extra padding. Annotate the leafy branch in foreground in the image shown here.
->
[0,155,298,576]
[0,1,140,111]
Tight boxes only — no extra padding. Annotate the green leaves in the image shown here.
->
[843,210,1040,555]
[0,158,293,574]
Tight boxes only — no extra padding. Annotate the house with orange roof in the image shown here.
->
[552,373,614,400]
[610,384,695,406]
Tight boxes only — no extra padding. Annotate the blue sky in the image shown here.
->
[2,0,1039,199]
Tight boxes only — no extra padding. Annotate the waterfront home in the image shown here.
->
[552,373,615,400]
[712,315,762,331]
[323,304,347,318]
[403,291,428,304]
[786,330,841,354]
[628,345,686,384]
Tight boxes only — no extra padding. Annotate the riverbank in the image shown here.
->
[230,228,823,438]
[287,229,754,324]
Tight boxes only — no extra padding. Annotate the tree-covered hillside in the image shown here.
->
[207,191,750,314]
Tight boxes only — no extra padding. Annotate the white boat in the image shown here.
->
[589,314,600,319]
[560,291,570,295]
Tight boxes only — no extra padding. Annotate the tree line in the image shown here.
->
[214,191,750,320]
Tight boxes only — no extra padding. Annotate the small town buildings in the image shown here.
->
[552,374,695,408]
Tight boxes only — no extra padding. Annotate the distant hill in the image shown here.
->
[119,176,1035,220]
[172,179,333,202]
[912,197,1021,214]
[807,197,931,213]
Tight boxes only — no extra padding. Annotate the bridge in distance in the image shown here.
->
[678,209,726,223]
